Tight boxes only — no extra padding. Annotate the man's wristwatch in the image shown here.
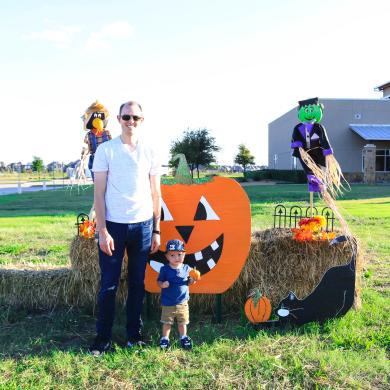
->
[152,230,160,235]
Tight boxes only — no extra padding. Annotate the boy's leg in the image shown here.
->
[160,307,174,349]
[160,323,171,349]
[176,302,190,336]
[178,323,187,337]
[176,303,192,350]
[125,218,153,340]
[162,323,172,338]
[96,221,127,340]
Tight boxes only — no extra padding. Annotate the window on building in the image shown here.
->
[375,149,390,172]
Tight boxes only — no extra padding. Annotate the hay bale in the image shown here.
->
[70,236,128,283]
[1,229,363,315]
[124,229,362,315]
[68,236,129,309]
[218,228,362,313]
[0,265,74,310]
[69,236,99,280]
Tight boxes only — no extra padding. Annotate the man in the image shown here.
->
[90,101,161,356]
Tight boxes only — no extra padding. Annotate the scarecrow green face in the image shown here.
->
[298,104,323,123]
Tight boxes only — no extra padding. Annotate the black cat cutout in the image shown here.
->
[276,236,356,325]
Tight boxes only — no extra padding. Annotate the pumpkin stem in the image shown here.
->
[249,288,263,307]
[173,154,193,184]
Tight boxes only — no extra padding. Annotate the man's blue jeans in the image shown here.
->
[96,219,153,340]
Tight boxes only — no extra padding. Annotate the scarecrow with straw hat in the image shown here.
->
[80,100,112,181]
[75,101,112,221]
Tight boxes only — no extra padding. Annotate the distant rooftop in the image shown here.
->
[374,81,390,91]
[350,124,390,141]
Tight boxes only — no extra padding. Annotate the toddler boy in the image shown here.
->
[157,239,196,350]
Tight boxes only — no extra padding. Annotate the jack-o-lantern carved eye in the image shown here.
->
[161,199,174,221]
[194,196,220,221]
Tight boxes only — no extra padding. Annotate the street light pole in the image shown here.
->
[17,163,22,194]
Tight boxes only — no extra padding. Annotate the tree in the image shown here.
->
[32,156,44,178]
[234,144,255,177]
[170,128,221,178]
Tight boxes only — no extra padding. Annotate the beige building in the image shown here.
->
[268,84,390,181]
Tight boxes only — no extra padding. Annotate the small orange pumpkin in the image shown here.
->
[189,268,201,281]
[244,289,272,323]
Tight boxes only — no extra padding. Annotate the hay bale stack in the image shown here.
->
[68,229,361,314]
[70,236,128,283]
[69,236,129,309]
[219,228,361,312]
[170,229,361,315]
[1,229,362,314]
[0,265,74,310]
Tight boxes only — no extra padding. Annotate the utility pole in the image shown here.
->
[17,163,22,194]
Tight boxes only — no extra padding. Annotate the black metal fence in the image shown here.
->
[273,205,335,231]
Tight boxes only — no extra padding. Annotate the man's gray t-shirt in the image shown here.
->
[92,136,160,223]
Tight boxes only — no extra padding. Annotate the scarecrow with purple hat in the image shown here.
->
[291,97,350,234]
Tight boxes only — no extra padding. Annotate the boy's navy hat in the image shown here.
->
[166,239,185,252]
[298,97,319,108]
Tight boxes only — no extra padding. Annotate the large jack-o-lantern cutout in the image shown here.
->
[145,154,251,294]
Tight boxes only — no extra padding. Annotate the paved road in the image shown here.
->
[0,179,92,195]
[0,178,274,196]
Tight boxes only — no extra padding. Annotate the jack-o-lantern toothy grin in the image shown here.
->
[149,234,224,276]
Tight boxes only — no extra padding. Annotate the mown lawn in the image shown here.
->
[0,184,389,389]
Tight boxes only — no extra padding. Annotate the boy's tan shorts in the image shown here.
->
[161,302,189,325]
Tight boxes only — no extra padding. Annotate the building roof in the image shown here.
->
[349,124,390,141]
[374,81,390,91]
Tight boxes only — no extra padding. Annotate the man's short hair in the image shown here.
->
[119,101,143,116]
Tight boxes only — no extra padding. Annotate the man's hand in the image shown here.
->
[99,229,115,256]
[150,233,160,254]
[160,281,169,288]
[188,277,196,285]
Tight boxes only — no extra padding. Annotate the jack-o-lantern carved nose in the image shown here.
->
[175,225,194,244]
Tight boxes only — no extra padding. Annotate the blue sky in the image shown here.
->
[1,0,389,165]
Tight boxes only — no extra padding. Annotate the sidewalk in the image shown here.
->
[0,179,93,195]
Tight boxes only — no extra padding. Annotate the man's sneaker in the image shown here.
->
[89,336,111,356]
[127,334,147,348]
[180,336,192,350]
[159,338,170,350]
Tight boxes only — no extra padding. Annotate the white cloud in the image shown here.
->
[22,21,134,50]
[22,25,84,48]
[85,21,134,50]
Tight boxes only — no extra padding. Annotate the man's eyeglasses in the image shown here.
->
[121,114,143,122]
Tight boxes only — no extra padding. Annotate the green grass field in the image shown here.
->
[0,184,389,389]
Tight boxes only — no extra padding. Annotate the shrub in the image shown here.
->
[246,169,307,183]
